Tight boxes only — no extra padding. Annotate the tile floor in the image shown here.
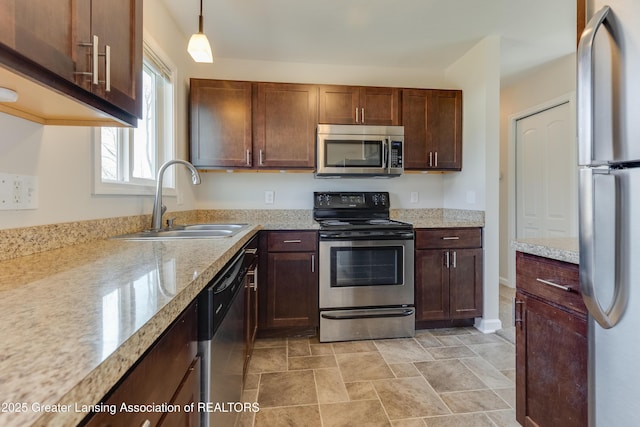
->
[240,287,518,427]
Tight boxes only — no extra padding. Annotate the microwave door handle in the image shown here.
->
[382,139,388,170]
[577,5,610,166]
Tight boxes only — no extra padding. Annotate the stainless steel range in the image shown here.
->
[314,191,415,342]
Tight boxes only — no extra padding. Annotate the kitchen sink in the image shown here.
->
[113,223,250,240]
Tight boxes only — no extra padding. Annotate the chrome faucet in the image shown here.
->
[150,159,201,231]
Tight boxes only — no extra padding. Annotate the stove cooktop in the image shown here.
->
[317,218,413,231]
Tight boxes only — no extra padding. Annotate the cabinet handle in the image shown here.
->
[452,251,457,268]
[140,420,151,427]
[442,236,460,240]
[429,152,433,167]
[311,254,315,273]
[259,149,264,165]
[248,267,258,290]
[536,278,573,292]
[75,35,99,85]
[435,151,438,167]
[99,45,111,92]
[361,108,365,123]
[245,248,257,255]
[445,251,450,268]
[283,239,302,243]
[355,108,359,123]
[514,298,524,328]
[246,149,251,166]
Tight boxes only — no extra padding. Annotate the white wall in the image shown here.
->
[444,36,502,333]
[0,1,198,230]
[499,54,576,286]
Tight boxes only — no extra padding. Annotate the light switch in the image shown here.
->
[410,192,419,203]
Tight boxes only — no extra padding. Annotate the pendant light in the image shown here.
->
[188,0,213,63]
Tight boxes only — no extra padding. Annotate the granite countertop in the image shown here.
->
[512,237,579,264]
[0,208,484,426]
[0,225,261,427]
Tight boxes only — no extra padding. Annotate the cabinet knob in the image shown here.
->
[140,420,151,427]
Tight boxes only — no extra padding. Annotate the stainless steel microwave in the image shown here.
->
[316,124,404,178]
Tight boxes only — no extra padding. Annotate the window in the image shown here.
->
[94,40,176,195]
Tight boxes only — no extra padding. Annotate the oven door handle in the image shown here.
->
[321,307,415,320]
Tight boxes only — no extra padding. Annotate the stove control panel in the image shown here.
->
[314,192,389,209]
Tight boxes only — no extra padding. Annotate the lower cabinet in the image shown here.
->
[414,228,483,324]
[515,252,587,427]
[83,303,199,427]
[258,231,318,334]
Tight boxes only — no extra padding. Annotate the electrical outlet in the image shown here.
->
[264,190,275,204]
[0,173,38,210]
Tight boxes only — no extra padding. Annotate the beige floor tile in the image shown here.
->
[391,419,427,427]
[429,328,474,336]
[258,370,318,407]
[320,399,391,427]
[493,387,515,408]
[288,338,311,357]
[415,359,487,393]
[439,389,511,413]
[423,413,495,427]
[254,404,322,427]
[456,333,506,345]
[375,338,434,363]
[243,372,260,390]
[345,381,378,400]
[315,368,350,404]
[467,342,515,371]
[435,336,463,346]
[486,409,520,427]
[460,357,513,389]
[253,337,287,348]
[332,340,378,354]
[414,332,445,348]
[336,352,395,382]
[248,347,287,374]
[389,362,421,378]
[501,369,516,383]
[425,345,477,360]
[288,354,337,370]
[311,343,335,355]
[373,376,450,419]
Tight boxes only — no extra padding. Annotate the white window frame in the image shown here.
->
[93,35,178,196]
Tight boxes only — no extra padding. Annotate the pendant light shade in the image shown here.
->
[188,0,213,63]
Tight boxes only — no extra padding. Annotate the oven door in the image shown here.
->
[319,239,414,309]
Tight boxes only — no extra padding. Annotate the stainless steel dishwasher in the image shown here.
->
[198,238,256,427]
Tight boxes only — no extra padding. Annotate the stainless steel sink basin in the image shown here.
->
[113,223,250,240]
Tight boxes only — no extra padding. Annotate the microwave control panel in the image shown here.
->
[389,140,403,168]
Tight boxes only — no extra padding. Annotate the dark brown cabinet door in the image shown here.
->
[265,251,318,328]
[415,249,449,321]
[253,82,318,168]
[402,89,462,171]
[449,248,483,319]
[89,0,142,118]
[158,358,201,427]
[190,79,253,168]
[515,292,587,427]
[0,0,77,82]
[319,85,399,125]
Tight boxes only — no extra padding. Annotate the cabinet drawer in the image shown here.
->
[516,252,586,315]
[267,231,317,252]
[415,228,482,249]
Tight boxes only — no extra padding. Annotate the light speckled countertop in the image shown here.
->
[0,208,483,426]
[0,226,262,427]
[512,237,579,264]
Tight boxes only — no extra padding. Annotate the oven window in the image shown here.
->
[330,246,403,287]
[325,140,382,167]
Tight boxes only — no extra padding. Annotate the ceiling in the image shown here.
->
[161,0,576,83]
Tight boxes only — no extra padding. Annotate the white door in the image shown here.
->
[516,102,577,239]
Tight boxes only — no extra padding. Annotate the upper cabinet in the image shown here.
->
[253,83,318,169]
[190,79,253,168]
[402,89,462,171]
[190,79,318,170]
[318,85,399,125]
[0,0,142,126]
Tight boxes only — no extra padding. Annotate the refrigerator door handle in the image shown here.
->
[577,5,611,166]
[579,168,626,328]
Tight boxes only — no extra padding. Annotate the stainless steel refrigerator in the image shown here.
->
[578,1,640,426]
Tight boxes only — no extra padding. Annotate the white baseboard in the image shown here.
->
[499,276,514,288]
[474,317,502,334]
